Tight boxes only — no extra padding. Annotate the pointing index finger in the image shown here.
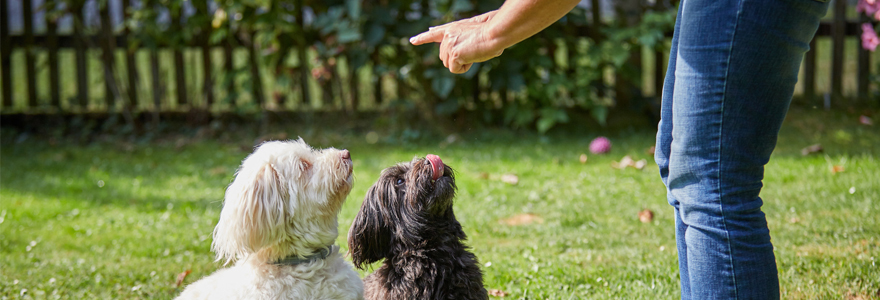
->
[410,28,445,45]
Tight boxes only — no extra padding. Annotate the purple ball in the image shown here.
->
[589,136,612,154]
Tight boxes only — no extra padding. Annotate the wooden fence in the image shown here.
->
[0,0,875,116]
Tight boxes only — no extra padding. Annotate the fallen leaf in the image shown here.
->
[831,165,845,174]
[175,270,192,288]
[859,115,873,125]
[800,144,823,156]
[646,146,656,155]
[579,154,588,164]
[611,156,634,169]
[488,289,508,297]
[500,174,519,185]
[479,172,490,180]
[638,209,654,223]
[501,213,544,226]
[634,159,647,170]
[612,156,646,169]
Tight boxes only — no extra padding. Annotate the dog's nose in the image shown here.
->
[341,150,351,160]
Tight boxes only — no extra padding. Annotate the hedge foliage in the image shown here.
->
[53,0,677,132]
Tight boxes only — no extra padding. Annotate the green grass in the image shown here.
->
[1,107,879,299]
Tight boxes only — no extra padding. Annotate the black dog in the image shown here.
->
[348,154,488,300]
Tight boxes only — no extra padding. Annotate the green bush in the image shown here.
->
[54,0,677,132]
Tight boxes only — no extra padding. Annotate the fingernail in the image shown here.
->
[409,36,416,43]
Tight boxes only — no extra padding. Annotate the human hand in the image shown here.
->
[409,11,505,74]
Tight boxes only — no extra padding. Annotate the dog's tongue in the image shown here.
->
[426,154,444,181]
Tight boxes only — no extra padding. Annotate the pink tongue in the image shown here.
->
[426,154,444,180]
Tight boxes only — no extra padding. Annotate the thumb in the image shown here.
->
[409,29,445,45]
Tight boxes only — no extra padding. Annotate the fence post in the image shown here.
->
[23,0,38,108]
[171,6,188,108]
[347,57,360,112]
[830,0,845,99]
[1,0,13,109]
[295,0,311,108]
[195,0,214,110]
[47,2,61,110]
[333,62,345,112]
[247,30,266,108]
[223,17,236,108]
[857,15,871,101]
[149,49,161,119]
[590,0,605,99]
[652,0,666,98]
[100,0,118,110]
[371,52,383,106]
[804,37,817,100]
[471,64,481,105]
[613,0,643,108]
[394,45,410,105]
[73,2,90,109]
[123,0,138,113]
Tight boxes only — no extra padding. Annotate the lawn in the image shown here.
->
[1,107,878,299]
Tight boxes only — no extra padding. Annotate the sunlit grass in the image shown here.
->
[1,107,878,299]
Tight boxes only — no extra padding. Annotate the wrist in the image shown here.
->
[484,19,513,55]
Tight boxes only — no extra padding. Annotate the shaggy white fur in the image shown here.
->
[176,139,363,300]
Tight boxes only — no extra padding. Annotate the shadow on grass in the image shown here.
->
[772,107,880,158]
[0,140,242,212]
[2,106,874,213]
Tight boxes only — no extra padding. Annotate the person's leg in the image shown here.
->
[661,0,829,298]
[654,1,688,297]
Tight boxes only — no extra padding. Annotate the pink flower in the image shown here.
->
[589,136,612,154]
[858,0,880,17]
[862,23,880,51]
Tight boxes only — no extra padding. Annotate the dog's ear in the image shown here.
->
[212,163,288,263]
[348,184,392,269]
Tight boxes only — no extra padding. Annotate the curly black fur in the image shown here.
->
[348,157,488,300]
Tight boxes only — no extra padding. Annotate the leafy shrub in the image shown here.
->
[55,0,677,132]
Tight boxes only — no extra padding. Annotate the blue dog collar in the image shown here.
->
[272,245,336,266]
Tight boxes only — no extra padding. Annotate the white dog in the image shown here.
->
[176,139,363,300]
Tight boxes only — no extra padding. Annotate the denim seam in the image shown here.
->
[719,0,746,299]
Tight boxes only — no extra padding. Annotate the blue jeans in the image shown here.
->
[654,0,829,298]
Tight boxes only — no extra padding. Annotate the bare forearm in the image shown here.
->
[486,0,582,50]
[408,0,580,73]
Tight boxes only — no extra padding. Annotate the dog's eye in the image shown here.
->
[396,178,404,185]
